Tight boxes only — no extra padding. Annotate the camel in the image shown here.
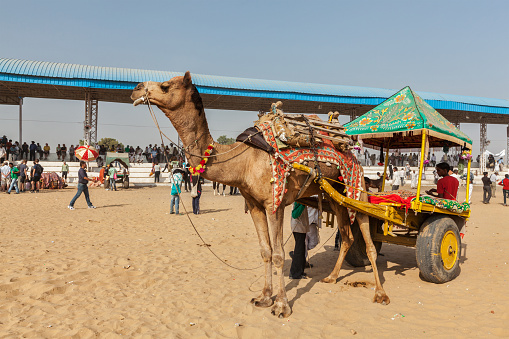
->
[131,72,390,317]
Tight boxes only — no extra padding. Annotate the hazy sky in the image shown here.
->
[1,0,508,155]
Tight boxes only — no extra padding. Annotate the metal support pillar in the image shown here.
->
[84,93,98,146]
[349,108,357,122]
[480,122,487,173]
[507,125,509,169]
[18,97,23,145]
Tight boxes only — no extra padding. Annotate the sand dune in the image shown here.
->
[0,185,507,337]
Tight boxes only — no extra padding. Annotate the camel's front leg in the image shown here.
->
[267,207,292,318]
[357,213,390,305]
[321,203,353,283]
[245,197,274,308]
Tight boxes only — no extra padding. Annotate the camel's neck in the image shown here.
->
[159,99,247,186]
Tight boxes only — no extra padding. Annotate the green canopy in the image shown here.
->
[344,86,472,150]
[105,152,129,168]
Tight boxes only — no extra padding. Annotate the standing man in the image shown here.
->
[61,161,69,183]
[1,161,11,192]
[29,141,37,161]
[289,203,310,280]
[390,167,400,191]
[60,144,67,161]
[426,162,459,200]
[18,159,28,192]
[499,174,509,206]
[6,163,20,194]
[30,159,44,193]
[68,161,96,209]
[490,171,498,198]
[481,172,492,204]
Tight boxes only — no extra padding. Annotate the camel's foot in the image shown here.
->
[250,295,273,308]
[320,275,337,284]
[373,289,390,305]
[270,299,292,318]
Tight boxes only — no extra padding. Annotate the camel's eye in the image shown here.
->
[160,82,170,92]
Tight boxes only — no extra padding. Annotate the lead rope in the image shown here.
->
[142,92,293,271]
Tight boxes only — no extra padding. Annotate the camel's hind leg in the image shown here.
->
[321,202,353,283]
[267,206,292,318]
[244,196,274,308]
[356,213,390,305]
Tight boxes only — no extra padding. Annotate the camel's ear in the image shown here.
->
[183,71,192,87]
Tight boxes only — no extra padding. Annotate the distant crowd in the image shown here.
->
[0,135,184,165]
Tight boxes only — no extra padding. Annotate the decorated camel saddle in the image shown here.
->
[238,102,363,218]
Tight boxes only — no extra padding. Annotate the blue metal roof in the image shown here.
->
[1,58,508,115]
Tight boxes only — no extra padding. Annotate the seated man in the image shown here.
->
[425,162,459,200]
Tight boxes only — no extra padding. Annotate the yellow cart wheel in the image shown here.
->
[416,215,461,284]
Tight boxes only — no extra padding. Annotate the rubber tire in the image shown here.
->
[123,177,129,189]
[416,215,461,284]
[345,217,383,267]
[104,179,110,189]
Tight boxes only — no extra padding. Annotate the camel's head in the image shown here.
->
[131,71,201,112]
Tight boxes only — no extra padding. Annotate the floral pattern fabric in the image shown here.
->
[344,87,472,146]
[412,195,470,213]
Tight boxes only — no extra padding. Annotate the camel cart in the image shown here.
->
[297,87,473,284]
[104,152,130,189]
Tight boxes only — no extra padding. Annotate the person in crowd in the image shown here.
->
[229,185,238,195]
[1,161,11,192]
[151,147,158,163]
[18,159,28,192]
[399,167,406,187]
[60,144,67,161]
[183,163,191,192]
[460,171,474,204]
[213,182,226,196]
[405,163,411,180]
[6,162,20,194]
[29,141,37,161]
[68,161,96,210]
[499,174,509,206]
[69,145,75,162]
[108,163,118,191]
[289,203,311,280]
[36,143,43,159]
[43,143,50,160]
[153,162,161,183]
[5,139,12,160]
[61,161,69,183]
[30,159,44,193]
[9,144,17,162]
[191,174,203,214]
[21,142,29,160]
[490,171,498,198]
[389,167,399,191]
[481,172,492,204]
[410,169,418,189]
[0,144,5,164]
[388,162,393,180]
[98,165,106,186]
[426,162,459,200]
[56,144,61,160]
[170,169,183,215]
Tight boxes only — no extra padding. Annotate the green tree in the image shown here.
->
[217,135,236,145]
[98,137,124,150]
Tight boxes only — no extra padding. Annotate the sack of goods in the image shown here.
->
[254,101,352,152]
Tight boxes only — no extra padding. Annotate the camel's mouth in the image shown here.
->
[132,96,146,106]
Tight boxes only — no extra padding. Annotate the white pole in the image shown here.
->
[19,97,23,145]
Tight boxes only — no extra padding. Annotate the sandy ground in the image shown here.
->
[0,184,508,338]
